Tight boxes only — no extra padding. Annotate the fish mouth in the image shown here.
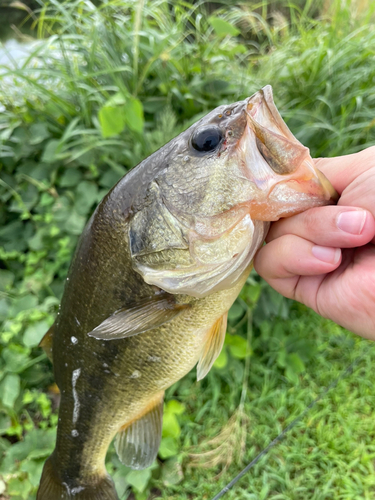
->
[238,85,338,221]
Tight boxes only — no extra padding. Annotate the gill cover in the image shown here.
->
[129,180,269,298]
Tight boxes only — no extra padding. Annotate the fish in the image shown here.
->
[36,85,337,500]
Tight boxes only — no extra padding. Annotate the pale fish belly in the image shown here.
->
[136,262,254,395]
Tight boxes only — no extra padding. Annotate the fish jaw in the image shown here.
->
[235,85,338,221]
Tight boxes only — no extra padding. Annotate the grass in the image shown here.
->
[154,302,375,500]
[0,0,375,498]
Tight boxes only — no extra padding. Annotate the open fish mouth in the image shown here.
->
[238,85,338,220]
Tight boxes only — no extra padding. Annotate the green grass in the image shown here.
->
[151,300,375,500]
[1,0,375,498]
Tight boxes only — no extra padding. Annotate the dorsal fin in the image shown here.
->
[197,312,228,381]
[39,323,54,362]
[115,391,164,470]
[88,294,190,341]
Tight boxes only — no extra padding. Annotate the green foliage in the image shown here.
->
[1,0,375,498]
[98,92,144,137]
[208,16,241,37]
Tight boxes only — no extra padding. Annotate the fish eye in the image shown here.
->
[191,126,223,153]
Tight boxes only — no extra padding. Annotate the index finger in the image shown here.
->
[314,145,375,194]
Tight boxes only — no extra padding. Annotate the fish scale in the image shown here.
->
[37,86,337,499]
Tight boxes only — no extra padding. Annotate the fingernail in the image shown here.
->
[312,246,341,264]
[337,210,366,235]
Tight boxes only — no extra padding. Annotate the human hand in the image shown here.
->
[254,146,375,339]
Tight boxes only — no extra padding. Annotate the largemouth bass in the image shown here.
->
[37,86,337,500]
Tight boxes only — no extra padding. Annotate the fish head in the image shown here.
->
[129,85,337,298]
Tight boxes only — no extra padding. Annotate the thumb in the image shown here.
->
[314,146,375,195]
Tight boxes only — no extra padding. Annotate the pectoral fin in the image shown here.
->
[39,324,54,362]
[115,391,164,470]
[88,294,190,340]
[197,312,228,381]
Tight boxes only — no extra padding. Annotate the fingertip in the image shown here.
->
[311,246,341,265]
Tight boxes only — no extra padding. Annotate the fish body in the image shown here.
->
[37,86,337,499]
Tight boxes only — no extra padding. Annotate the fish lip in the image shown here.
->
[314,166,339,203]
[245,85,293,137]
[238,85,338,217]
[245,85,307,153]
[266,157,339,206]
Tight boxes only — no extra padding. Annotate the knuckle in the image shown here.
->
[300,207,335,238]
[357,146,375,172]
[275,235,298,274]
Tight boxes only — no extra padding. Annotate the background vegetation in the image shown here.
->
[1,0,375,498]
